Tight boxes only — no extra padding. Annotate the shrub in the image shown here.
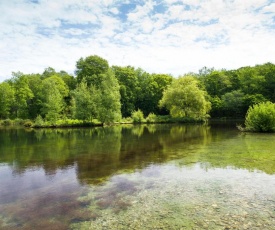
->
[131,109,145,123]
[244,101,275,132]
[121,117,133,123]
[34,115,45,127]
[146,113,157,123]
[1,119,12,126]
[14,118,24,126]
[23,120,33,127]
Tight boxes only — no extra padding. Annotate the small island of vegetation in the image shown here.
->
[0,55,275,132]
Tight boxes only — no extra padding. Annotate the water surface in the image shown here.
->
[0,124,274,229]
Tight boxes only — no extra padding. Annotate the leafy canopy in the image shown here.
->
[76,55,109,86]
[159,76,211,119]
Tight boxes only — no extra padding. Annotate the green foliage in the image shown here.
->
[200,70,232,97]
[42,67,56,79]
[41,82,65,123]
[146,113,157,123]
[138,73,172,116]
[23,120,33,127]
[112,65,138,117]
[0,82,15,119]
[25,74,43,119]
[38,75,70,122]
[72,70,121,124]
[72,81,97,121]
[121,117,133,123]
[14,118,25,126]
[32,117,100,128]
[160,76,211,119]
[55,119,86,127]
[59,70,77,91]
[34,115,45,127]
[238,66,266,94]
[244,101,275,132]
[10,73,34,118]
[131,109,145,123]
[96,70,122,124]
[1,119,12,126]
[221,90,245,117]
[76,55,109,86]
[209,96,223,117]
[41,75,69,98]
[2,58,275,123]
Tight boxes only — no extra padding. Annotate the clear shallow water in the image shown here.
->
[0,124,274,229]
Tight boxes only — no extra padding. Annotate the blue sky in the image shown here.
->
[0,0,275,81]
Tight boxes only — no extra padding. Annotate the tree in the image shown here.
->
[40,77,68,121]
[199,70,232,97]
[72,70,121,123]
[72,81,98,121]
[255,62,275,101]
[134,68,152,116]
[42,84,64,123]
[145,73,172,115]
[112,65,138,117]
[237,66,266,95]
[0,82,15,119]
[75,55,109,86]
[42,67,56,79]
[198,66,215,77]
[59,70,77,91]
[135,73,173,116]
[41,75,69,98]
[96,70,121,123]
[220,90,249,117]
[25,73,43,119]
[159,76,211,119]
[10,72,34,118]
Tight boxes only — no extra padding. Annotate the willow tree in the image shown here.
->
[159,76,211,119]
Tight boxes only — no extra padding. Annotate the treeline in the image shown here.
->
[198,63,275,118]
[0,54,274,125]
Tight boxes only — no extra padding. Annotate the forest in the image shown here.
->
[0,55,275,127]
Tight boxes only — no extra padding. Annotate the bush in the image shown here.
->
[34,115,45,127]
[121,117,133,123]
[23,120,33,127]
[14,118,24,126]
[244,101,275,132]
[1,119,12,126]
[131,109,145,123]
[146,113,157,123]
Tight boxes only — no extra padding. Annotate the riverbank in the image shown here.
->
[0,116,207,128]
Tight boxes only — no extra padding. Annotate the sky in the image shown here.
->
[1,0,275,81]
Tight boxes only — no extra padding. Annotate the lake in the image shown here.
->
[0,123,274,229]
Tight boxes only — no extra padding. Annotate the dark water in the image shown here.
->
[0,123,274,229]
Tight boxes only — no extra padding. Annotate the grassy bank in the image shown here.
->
[0,115,206,128]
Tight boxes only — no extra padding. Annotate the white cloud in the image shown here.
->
[0,0,274,81]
